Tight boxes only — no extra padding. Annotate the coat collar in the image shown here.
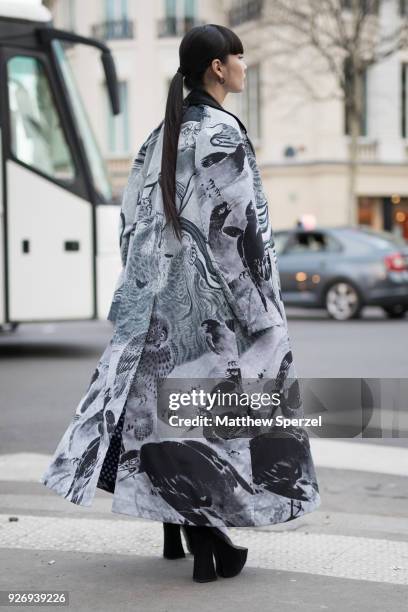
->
[183,87,248,135]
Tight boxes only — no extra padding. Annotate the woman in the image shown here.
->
[39,24,321,583]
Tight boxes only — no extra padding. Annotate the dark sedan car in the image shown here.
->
[273,225,408,320]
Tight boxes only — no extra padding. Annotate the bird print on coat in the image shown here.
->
[201,318,236,356]
[137,439,254,526]
[39,88,321,527]
[200,318,240,381]
[114,333,146,399]
[222,199,283,319]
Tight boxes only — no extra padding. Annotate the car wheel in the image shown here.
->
[382,305,408,319]
[325,281,363,321]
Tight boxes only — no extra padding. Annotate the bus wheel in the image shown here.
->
[0,322,20,333]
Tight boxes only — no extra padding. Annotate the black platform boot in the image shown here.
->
[163,523,195,559]
[163,523,185,559]
[209,527,248,578]
[183,525,217,583]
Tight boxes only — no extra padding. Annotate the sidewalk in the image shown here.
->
[0,441,407,611]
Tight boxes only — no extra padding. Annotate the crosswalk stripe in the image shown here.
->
[308,439,408,476]
[0,453,51,482]
[0,514,407,585]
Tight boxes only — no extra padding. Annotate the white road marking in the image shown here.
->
[0,443,407,586]
[0,514,407,585]
[308,439,408,476]
[0,453,51,481]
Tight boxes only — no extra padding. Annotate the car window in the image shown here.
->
[338,228,408,252]
[357,228,408,249]
[272,231,290,255]
[285,231,341,253]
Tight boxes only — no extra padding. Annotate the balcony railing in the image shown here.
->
[106,156,132,198]
[157,16,204,38]
[228,0,264,26]
[347,138,378,161]
[91,19,134,41]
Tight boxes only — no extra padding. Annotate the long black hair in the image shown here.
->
[160,24,244,242]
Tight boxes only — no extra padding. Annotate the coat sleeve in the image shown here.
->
[106,137,150,323]
[194,118,285,335]
[118,139,150,267]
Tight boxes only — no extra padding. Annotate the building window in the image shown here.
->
[164,0,177,35]
[402,63,407,138]
[158,0,200,37]
[228,0,264,26]
[105,0,127,20]
[165,0,196,21]
[400,0,408,16]
[61,0,76,31]
[107,81,130,155]
[92,0,133,39]
[344,58,367,136]
[238,64,261,142]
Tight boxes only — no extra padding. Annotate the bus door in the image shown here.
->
[0,47,94,321]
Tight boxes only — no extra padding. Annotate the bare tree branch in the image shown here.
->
[245,0,408,224]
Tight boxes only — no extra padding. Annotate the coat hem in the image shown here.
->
[39,470,321,528]
[109,492,322,528]
[38,475,94,507]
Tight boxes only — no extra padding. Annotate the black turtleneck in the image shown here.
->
[183,87,248,135]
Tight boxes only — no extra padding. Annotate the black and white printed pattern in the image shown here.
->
[39,88,321,527]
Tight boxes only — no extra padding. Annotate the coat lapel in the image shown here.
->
[183,87,248,134]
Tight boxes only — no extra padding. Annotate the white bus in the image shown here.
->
[0,0,122,331]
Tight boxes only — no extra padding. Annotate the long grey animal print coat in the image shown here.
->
[39,87,321,528]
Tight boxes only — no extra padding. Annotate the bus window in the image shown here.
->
[52,40,113,203]
[7,55,75,181]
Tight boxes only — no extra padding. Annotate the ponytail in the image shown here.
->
[160,24,244,243]
[160,70,185,242]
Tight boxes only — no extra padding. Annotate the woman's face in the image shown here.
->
[209,53,247,93]
[224,53,247,93]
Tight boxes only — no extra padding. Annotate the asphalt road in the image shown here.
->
[0,305,406,454]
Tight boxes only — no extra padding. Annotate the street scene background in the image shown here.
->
[1,0,408,610]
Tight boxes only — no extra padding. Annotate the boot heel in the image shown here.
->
[181,525,194,554]
[163,523,185,559]
[211,533,248,578]
[184,526,217,583]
